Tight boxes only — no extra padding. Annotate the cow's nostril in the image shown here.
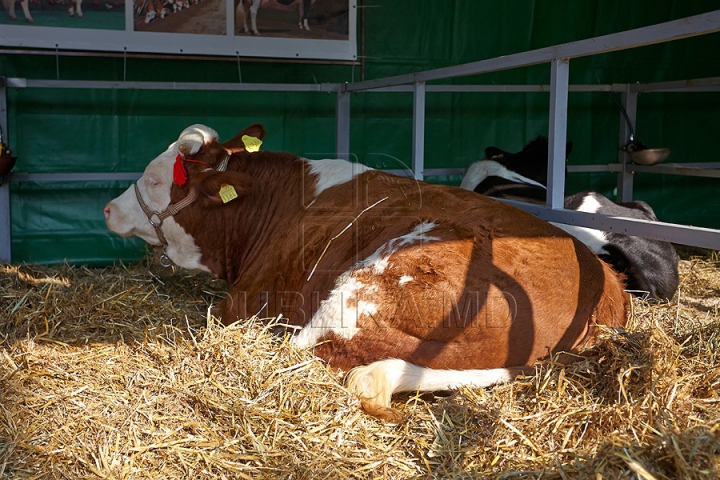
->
[104,206,111,219]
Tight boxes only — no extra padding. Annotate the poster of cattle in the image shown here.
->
[0,0,356,60]
[0,0,125,29]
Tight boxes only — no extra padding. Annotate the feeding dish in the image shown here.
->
[630,148,670,166]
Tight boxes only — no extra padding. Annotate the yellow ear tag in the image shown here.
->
[219,184,238,204]
[242,135,262,153]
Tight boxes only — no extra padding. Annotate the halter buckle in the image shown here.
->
[159,246,173,268]
[148,212,163,227]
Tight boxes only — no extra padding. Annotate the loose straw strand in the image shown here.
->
[307,197,388,281]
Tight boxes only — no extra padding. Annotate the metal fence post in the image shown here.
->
[0,77,11,264]
[336,86,351,161]
[547,58,570,209]
[412,81,426,180]
[617,86,638,202]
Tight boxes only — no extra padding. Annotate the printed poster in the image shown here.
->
[0,0,356,60]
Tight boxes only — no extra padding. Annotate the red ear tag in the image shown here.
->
[173,154,188,186]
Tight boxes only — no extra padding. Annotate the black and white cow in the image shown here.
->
[460,137,680,300]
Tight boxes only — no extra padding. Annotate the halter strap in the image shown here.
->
[134,149,231,266]
[216,151,231,172]
[134,183,198,246]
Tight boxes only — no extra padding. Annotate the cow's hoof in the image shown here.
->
[359,401,406,424]
[26,17,34,22]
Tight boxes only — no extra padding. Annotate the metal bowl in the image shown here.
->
[630,148,670,166]
[0,155,17,175]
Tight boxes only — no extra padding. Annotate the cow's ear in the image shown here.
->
[485,147,504,160]
[192,170,253,207]
[222,124,267,153]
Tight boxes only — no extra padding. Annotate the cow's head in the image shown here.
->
[104,123,265,271]
[483,136,573,186]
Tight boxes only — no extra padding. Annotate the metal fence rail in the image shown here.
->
[1,10,720,263]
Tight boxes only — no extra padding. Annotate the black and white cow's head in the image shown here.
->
[459,136,573,202]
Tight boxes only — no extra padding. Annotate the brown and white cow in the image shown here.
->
[104,124,629,421]
[3,0,83,21]
[237,0,312,35]
[4,0,34,22]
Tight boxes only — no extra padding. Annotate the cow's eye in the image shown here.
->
[147,177,160,187]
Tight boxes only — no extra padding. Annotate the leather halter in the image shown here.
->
[134,183,197,246]
[133,151,229,266]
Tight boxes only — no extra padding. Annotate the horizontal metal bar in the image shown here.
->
[379,168,467,177]
[381,169,413,177]
[665,162,720,168]
[8,172,142,182]
[363,84,626,93]
[423,168,468,176]
[633,76,720,92]
[346,10,720,92]
[6,169,471,183]
[8,163,719,183]
[648,87,720,93]
[503,199,720,250]
[630,163,720,178]
[8,77,719,95]
[567,164,623,173]
[6,78,342,93]
[568,162,720,178]
[0,48,361,66]
[3,78,625,94]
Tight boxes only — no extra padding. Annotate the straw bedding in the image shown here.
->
[1,249,719,479]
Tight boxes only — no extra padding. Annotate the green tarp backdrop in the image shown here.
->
[1,0,719,265]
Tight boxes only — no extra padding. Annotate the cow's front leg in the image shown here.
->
[214,288,264,326]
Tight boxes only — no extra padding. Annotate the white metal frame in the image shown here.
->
[1,10,720,263]
[0,0,358,61]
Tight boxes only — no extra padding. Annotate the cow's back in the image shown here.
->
[305,174,629,371]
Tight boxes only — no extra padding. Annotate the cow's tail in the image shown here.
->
[585,259,630,346]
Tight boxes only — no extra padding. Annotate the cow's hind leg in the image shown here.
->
[298,0,310,30]
[346,359,519,422]
[68,0,82,17]
[248,0,260,34]
[6,0,18,21]
[15,0,34,22]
